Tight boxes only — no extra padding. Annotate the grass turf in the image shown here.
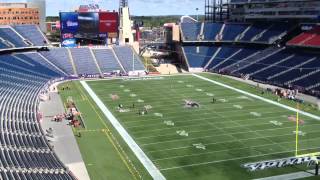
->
[60,73,320,180]
[58,81,151,180]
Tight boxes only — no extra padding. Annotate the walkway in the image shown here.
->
[39,91,90,180]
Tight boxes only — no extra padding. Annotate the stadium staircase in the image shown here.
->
[286,68,320,85]
[251,54,295,76]
[307,83,320,91]
[267,57,317,80]
[199,22,205,41]
[0,37,14,48]
[220,51,261,72]
[40,48,75,76]
[89,48,104,77]
[13,25,48,46]
[37,53,68,76]
[251,25,272,42]
[110,47,127,73]
[215,24,225,41]
[92,48,124,73]
[20,52,67,76]
[204,47,222,69]
[180,45,191,70]
[211,49,243,70]
[230,47,283,73]
[9,26,33,46]
[236,25,251,41]
[0,53,76,179]
[66,48,78,75]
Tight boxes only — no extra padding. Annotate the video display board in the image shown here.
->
[78,12,99,34]
[60,12,79,47]
[99,12,118,33]
[60,12,79,33]
[59,11,118,46]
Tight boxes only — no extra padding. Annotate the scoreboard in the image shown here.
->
[59,12,119,47]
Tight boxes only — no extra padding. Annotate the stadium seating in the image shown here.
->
[40,48,75,75]
[182,46,217,68]
[181,21,292,44]
[239,23,269,42]
[17,52,66,76]
[288,26,320,47]
[0,54,75,179]
[113,46,145,72]
[0,27,28,47]
[292,71,320,88]
[180,22,202,41]
[0,171,75,180]
[203,23,222,41]
[212,47,262,71]
[254,22,290,43]
[13,25,48,46]
[93,48,123,73]
[70,48,100,75]
[206,46,243,69]
[221,23,249,41]
[0,40,11,49]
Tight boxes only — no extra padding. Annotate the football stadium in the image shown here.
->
[0,0,320,179]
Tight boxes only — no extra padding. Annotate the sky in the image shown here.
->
[2,0,205,16]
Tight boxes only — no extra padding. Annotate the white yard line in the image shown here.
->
[160,147,320,171]
[125,109,287,126]
[153,136,320,161]
[192,74,320,121]
[80,81,166,180]
[140,123,320,146]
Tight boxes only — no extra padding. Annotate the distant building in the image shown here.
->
[229,0,320,22]
[0,3,40,26]
[27,0,46,32]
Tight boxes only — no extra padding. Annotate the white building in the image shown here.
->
[27,0,46,32]
[119,3,134,45]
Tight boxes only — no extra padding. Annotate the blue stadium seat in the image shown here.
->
[13,25,48,46]
[40,48,75,75]
[181,22,201,41]
[0,27,28,47]
[183,46,217,68]
[70,48,100,75]
[93,49,123,73]
[113,46,145,72]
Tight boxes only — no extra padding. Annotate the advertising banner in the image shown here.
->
[99,12,118,33]
[61,38,77,47]
[60,12,79,33]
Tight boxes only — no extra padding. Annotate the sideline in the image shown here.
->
[192,74,320,121]
[254,170,315,180]
[80,81,166,180]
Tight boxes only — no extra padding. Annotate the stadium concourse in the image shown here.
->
[179,20,320,98]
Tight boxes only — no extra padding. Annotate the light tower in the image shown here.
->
[119,0,134,45]
[205,0,230,22]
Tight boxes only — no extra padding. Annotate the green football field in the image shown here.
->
[59,73,320,180]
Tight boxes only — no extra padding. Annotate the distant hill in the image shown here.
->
[132,15,204,27]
